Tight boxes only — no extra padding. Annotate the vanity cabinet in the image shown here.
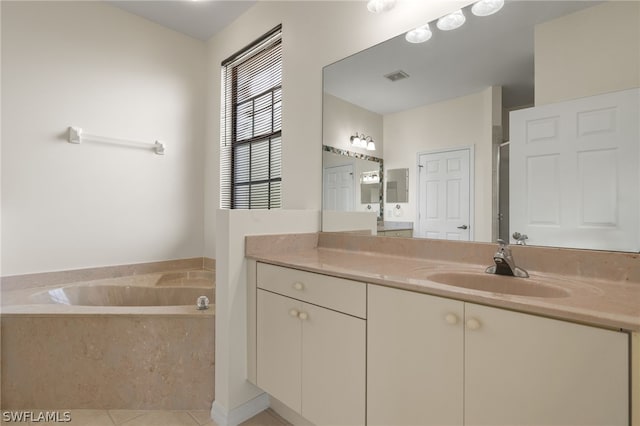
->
[368,284,629,426]
[377,229,413,237]
[255,263,366,426]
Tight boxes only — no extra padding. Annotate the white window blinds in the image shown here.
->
[220,25,282,209]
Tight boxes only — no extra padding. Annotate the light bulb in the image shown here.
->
[367,0,396,14]
[471,0,504,17]
[406,24,432,44]
[437,10,466,31]
[366,140,376,151]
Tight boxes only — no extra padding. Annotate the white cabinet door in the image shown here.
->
[465,303,629,426]
[367,284,464,426]
[256,289,302,412]
[301,302,366,426]
[257,289,366,425]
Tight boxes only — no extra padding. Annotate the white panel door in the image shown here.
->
[510,88,639,251]
[417,148,471,240]
[323,164,354,212]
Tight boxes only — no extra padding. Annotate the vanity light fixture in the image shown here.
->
[364,136,376,151]
[350,133,363,147]
[405,23,432,44]
[471,0,504,17]
[350,132,376,151]
[367,0,396,14]
[437,9,466,31]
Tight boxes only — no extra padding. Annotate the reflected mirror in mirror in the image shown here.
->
[322,0,639,252]
[322,146,383,218]
[386,168,409,203]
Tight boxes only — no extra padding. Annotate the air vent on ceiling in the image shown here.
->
[384,70,409,82]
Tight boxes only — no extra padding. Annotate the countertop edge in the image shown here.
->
[247,254,640,333]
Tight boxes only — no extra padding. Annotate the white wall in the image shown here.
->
[535,1,640,106]
[214,209,321,424]
[1,2,206,275]
[204,0,474,259]
[383,87,498,242]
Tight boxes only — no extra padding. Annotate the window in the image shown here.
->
[220,25,282,209]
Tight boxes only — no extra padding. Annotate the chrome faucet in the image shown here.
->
[512,232,528,245]
[485,239,529,278]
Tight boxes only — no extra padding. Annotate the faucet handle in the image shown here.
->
[496,238,508,247]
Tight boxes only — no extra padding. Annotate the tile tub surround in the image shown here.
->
[1,266,216,410]
[245,232,640,331]
[0,257,216,292]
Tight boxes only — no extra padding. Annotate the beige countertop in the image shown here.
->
[246,233,640,332]
[376,221,413,232]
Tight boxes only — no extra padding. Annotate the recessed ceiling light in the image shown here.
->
[367,0,397,14]
[405,24,432,44]
[472,0,505,16]
[437,10,466,31]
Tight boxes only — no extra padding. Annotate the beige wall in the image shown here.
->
[535,1,640,106]
[1,2,206,276]
[323,93,383,157]
[382,87,499,242]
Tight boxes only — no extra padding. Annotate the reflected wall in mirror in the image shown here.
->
[322,0,640,252]
[322,145,383,218]
[387,168,408,203]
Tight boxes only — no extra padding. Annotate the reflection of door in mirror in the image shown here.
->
[498,143,510,241]
[323,164,354,212]
[510,88,639,252]
[417,148,472,241]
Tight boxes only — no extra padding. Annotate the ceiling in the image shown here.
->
[323,1,598,115]
[106,0,257,41]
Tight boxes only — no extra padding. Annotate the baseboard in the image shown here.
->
[210,393,270,426]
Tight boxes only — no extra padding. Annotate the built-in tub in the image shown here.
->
[1,270,215,410]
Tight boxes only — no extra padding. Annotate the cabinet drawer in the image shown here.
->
[257,262,366,318]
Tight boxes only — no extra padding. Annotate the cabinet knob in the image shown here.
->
[444,313,459,325]
[298,311,309,321]
[466,318,481,330]
[289,309,299,318]
[293,282,304,291]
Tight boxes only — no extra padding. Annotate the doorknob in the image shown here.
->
[457,225,468,230]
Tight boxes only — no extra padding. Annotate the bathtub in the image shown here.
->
[0,269,215,410]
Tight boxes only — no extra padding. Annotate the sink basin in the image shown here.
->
[427,272,570,298]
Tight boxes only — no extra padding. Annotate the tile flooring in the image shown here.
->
[0,409,289,426]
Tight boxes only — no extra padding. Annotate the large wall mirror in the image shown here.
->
[322,0,640,252]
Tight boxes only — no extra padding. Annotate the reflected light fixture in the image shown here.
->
[405,23,432,44]
[365,137,376,151]
[471,0,504,16]
[367,0,396,14]
[437,9,466,31]
[350,132,376,151]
